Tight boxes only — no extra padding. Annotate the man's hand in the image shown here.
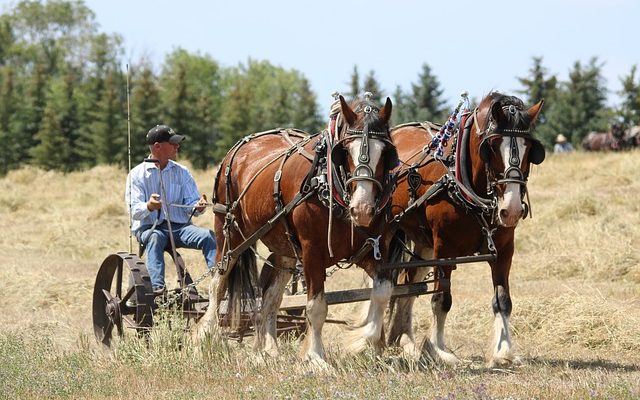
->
[195,194,208,213]
[147,193,162,211]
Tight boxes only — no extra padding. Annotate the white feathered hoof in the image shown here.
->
[418,336,460,366]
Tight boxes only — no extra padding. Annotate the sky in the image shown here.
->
[4,0,640,115]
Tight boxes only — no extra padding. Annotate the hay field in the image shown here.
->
[0,151,639,399]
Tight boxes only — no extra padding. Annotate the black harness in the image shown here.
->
[391,99,546,254]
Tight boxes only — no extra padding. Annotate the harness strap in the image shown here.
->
[273,151,304,269]
[220,189,316,270]
[392,177,447,224]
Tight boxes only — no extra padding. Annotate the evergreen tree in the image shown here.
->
[347,65,360,101]
[407,63,447,123]
[362,70,383,104]
[390,85,411,126]
[30,79,70,170]
[538,58,609,147]
[516,56,557,125]
[90,69,125,165]
[517,56,558,106]
[0,66,18,174]
[160,48,222,168]
[619,65,640,125]
[129,61,160,165]
[13,61,48,166]
[216,67,250,161]
[216,59,321,161]
[290,76,323,133]
[30,62,81,171]
[76,32,124,166]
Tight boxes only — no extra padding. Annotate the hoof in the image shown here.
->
[400,334,417,358]
[418,337,460,366]
[304,356,332,372]
[488,355,518,368]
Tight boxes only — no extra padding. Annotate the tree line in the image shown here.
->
[1,1,639,176]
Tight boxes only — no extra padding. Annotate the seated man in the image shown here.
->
[125,124,216,291]
[554,134,574,154]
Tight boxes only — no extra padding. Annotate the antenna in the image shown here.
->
[126,63,133,254]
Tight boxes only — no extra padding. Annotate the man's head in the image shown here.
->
[146,125,185,145]
[146,125,185,166]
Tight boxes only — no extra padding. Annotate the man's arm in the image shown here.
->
[182,169,206,217]
[126,171,154,221]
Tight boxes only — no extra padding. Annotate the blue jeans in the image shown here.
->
[136,222,216,290]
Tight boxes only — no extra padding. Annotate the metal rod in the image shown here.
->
[126,63,132,254]
[379,253,497,270]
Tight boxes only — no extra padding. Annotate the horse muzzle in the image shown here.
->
[349,202,375,227]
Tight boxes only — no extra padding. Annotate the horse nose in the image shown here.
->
[349,204,374,217]
[499,207,523,226]
[349,204,374,226]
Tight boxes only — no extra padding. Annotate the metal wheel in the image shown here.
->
[92,252,154,347]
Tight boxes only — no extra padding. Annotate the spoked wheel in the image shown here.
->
[92,252,154,347]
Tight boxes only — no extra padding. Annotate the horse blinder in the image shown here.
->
[384,146,399,171]
[330,143,347,166]
[528,140,545,165]
[479,140,492,163]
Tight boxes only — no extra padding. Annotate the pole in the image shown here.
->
[126,63,133,254]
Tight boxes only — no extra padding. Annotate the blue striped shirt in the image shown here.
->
[125,160,203,233]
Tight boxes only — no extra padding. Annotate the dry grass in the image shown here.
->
[1,152,640,399]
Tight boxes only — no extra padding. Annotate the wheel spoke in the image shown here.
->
[115,318,123,337]
[103,319,113,340]
[102,289,114,302]
[121,286,135,305]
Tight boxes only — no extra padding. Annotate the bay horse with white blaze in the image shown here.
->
[386,92,545,367]
[195,96,398,365]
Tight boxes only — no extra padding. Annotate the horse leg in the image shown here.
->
[193,213,234,344]
[488,247,518,367]
[386,246,433,356]
[192,269,228,343]
[254,255,294,356]
[344,271,393,354]
[418,264,460,365]
[299,259,329,366]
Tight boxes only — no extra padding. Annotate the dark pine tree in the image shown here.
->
[619,65,640,126]
[362,70,383,105]
[407,63,447,123]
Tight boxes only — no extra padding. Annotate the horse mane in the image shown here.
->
[480,91,535,132]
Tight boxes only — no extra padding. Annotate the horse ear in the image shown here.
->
[340,95,357,126]
[527,99,544,122]
[379,97,393,124]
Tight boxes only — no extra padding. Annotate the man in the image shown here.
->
[554,134,574,154]
[125,124,216,291]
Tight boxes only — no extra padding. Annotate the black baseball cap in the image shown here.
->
[146,125,185,144]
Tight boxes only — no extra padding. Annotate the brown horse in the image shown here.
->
[385,92,545,367]
[195,96,397,365]
[581,123,625,151]
[623,125,640,148]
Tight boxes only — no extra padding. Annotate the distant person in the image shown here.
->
[554,134,574,154]
[125,124,216,292]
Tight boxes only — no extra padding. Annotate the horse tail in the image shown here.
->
[386,229,407,318]
[226,249,261,330]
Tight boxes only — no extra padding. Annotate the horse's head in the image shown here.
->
[610,123,626,150]
[331,94,396,227]
[471,92,545,228]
